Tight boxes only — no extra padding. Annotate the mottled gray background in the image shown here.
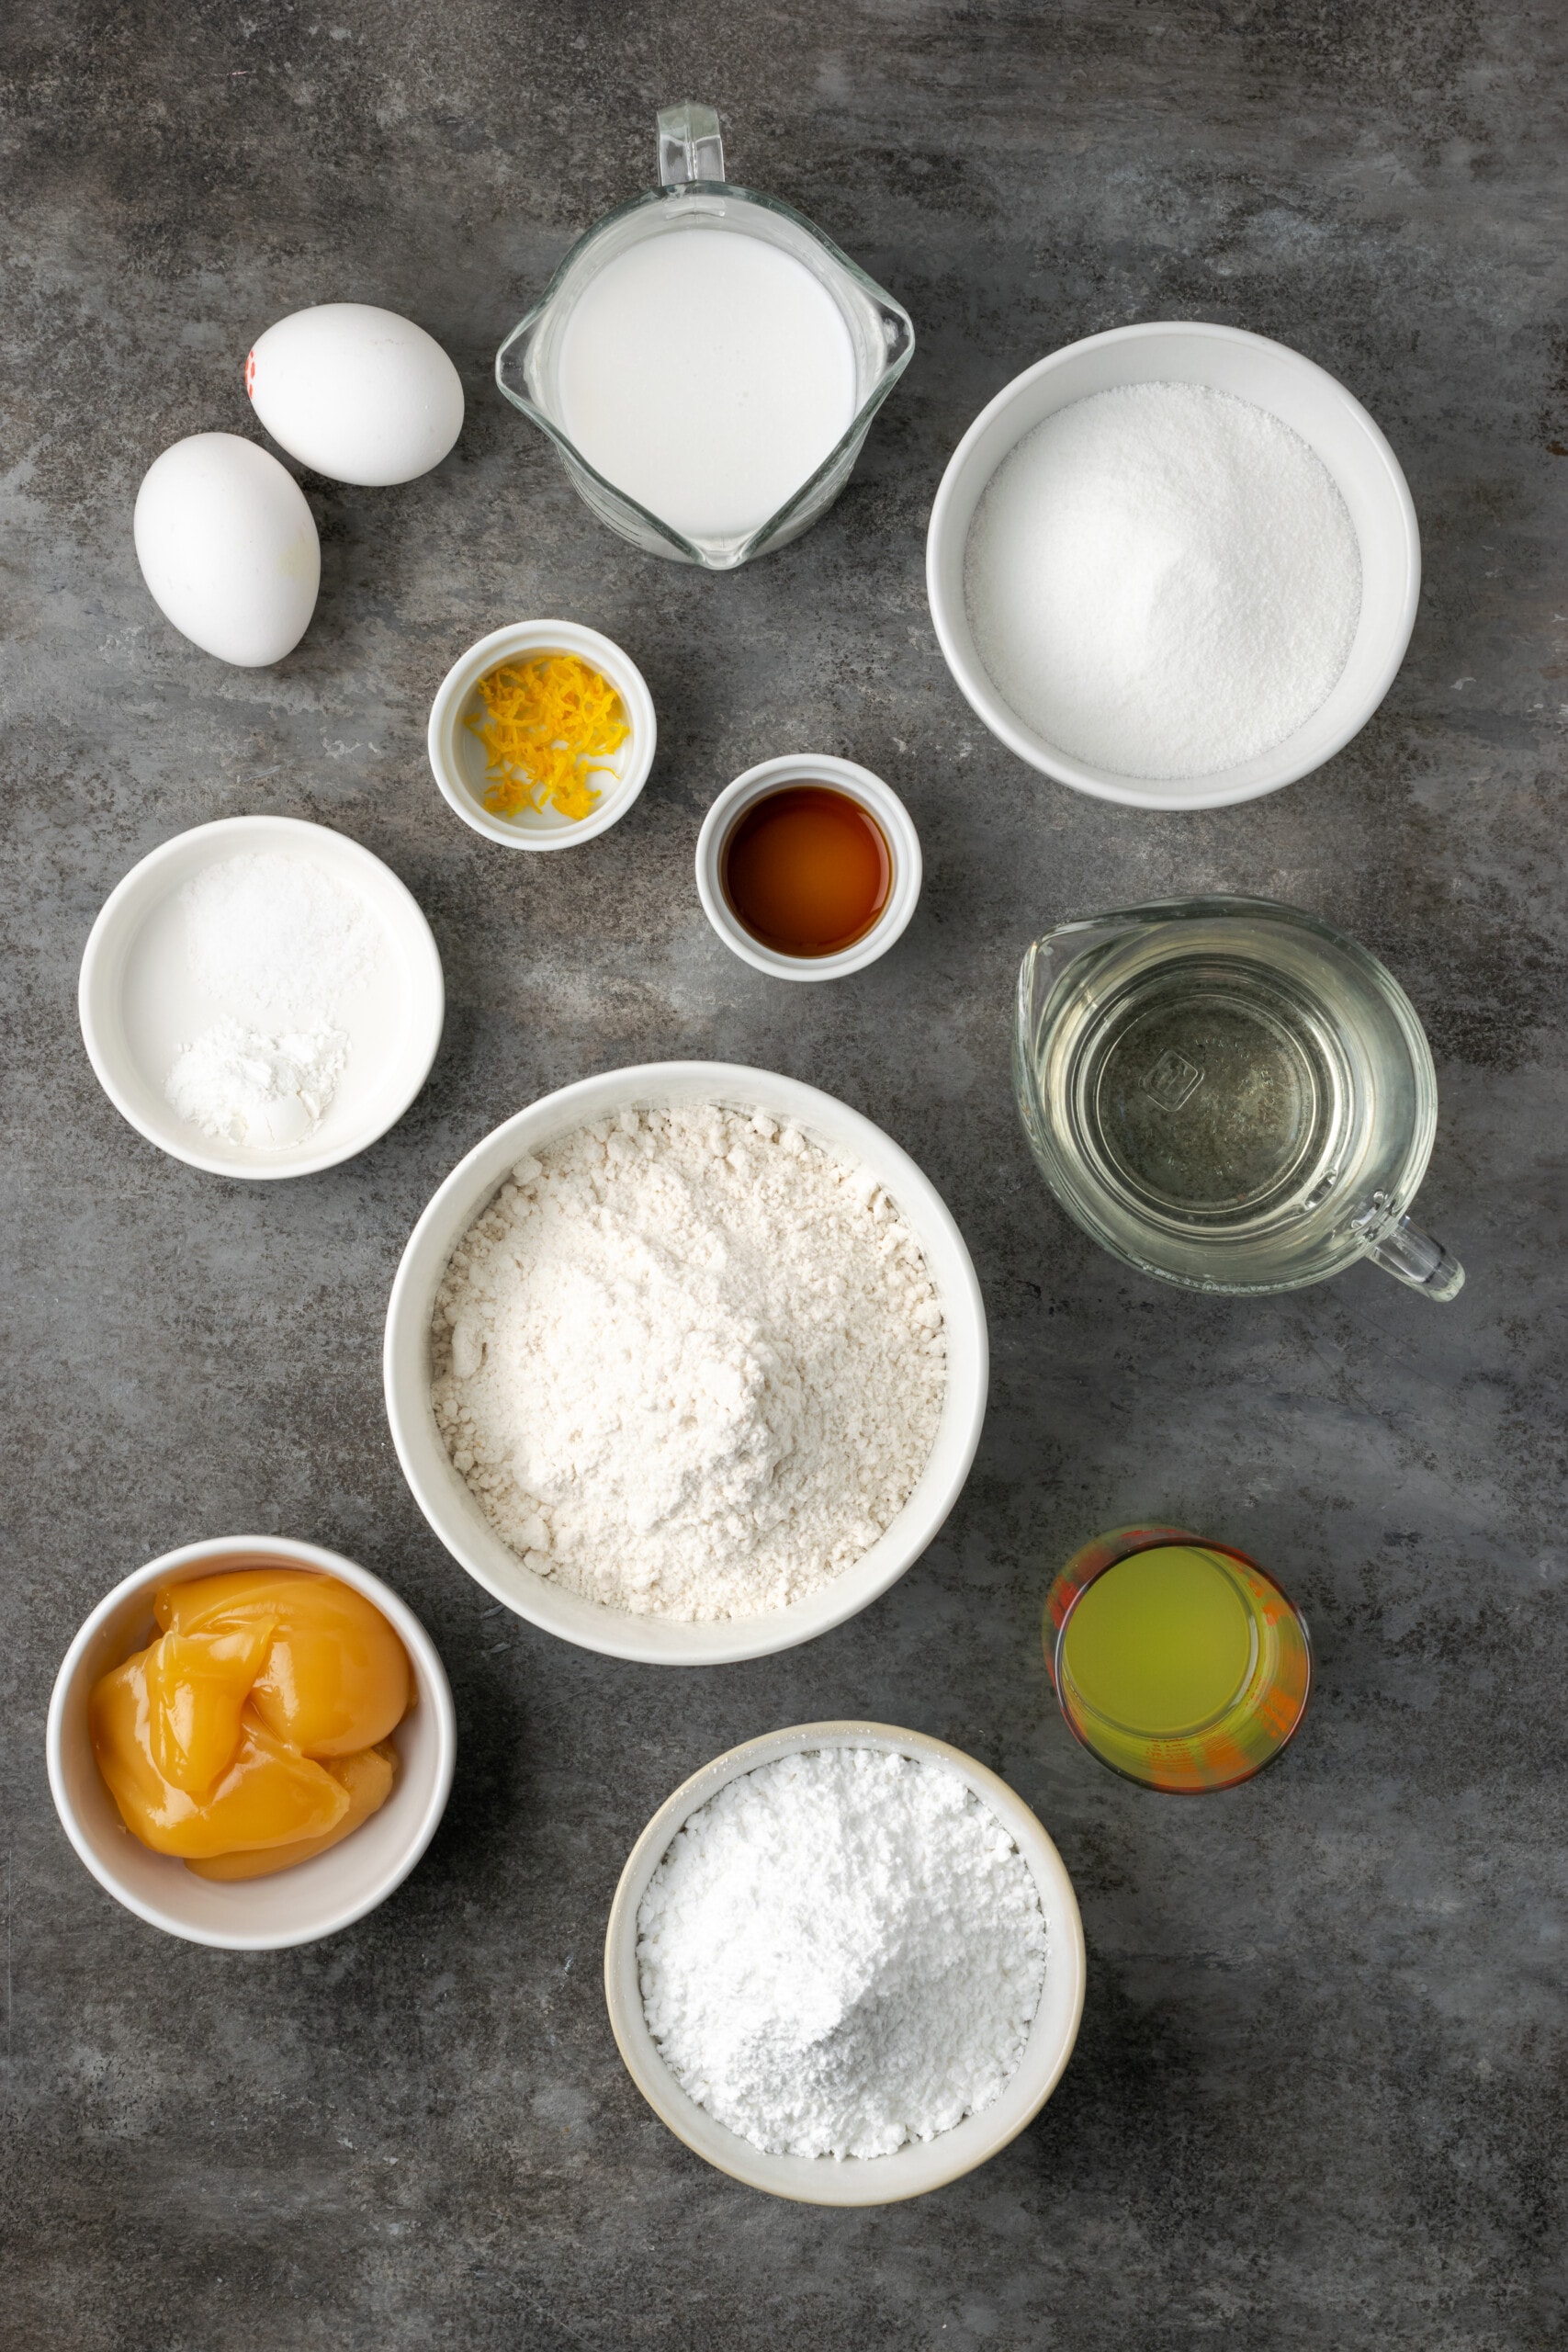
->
[3,2,1565,2346]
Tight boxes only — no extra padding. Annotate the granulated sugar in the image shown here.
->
[430,1105,946,1620]
[179,851,382,1019]
[637,1747,1047,2160]
[964,380,1361,780]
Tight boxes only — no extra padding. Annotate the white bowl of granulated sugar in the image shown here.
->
[604,1722,1088,2204]
[382,1063,988,1667]
[927,321,1421,810]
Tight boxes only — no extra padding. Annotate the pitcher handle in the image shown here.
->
[657,102,725,187]
[1352,1194,1465,1302]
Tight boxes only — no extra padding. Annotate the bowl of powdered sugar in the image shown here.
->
[927,321,1420,810]
[383,1063,987,1665]
[604,1723,1086,2202]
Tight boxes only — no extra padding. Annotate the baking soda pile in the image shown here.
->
[164,1017,347,1148]
[430,1105,947,1621]
[637,1747,1048,2160]
[964,379,1361,780]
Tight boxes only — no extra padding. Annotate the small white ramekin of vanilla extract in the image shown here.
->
[695,755,921,982]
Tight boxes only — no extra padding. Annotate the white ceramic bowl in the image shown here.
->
[383,1062,987,1666]
[426,618,656,849]
[927,321,1421,810]
[694,754,922,981]
[78,814,445,1181]
[604,1721,1087,2204]
[46,1535,457,1950]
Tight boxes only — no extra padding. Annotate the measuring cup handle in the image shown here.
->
[657,102,726,187]
[1355,1197,1466,1301]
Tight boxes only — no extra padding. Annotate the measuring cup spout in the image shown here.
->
[1352,1195,1465,1301]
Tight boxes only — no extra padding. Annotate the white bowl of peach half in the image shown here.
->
[46,1535,456,1950]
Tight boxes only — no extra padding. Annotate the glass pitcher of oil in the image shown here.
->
[1014,896,1463,1301]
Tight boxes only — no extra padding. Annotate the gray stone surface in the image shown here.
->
[3,2,1565,2345]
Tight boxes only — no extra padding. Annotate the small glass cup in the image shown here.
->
[495,103,915,571]
[1044,1525,1312,1793]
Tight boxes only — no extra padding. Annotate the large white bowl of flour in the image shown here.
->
[927,321,1421,810]
[383,1063,988,1665]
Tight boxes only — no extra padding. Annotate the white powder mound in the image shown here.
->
[180,851,383,1019]
[164,1017,347,1147]
[964,379,1362,781]
[430,1105,947,1621]
[637,1747,1048,2160]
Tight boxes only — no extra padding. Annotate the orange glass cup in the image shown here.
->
[1044,1524,1312,1793]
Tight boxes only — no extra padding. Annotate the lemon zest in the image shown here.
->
[466,653,630,822]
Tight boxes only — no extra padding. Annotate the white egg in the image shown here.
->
[133,434,321,668]
[245,302,465,486]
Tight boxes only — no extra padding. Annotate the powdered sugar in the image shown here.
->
[164,1017,348,1147]
[430,1104,946,1620]
[964,379,1361,780]
[637,1746,1047,2159]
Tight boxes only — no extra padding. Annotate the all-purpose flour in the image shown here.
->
[637,1747,1048,2159]
[430,1105,946,1620]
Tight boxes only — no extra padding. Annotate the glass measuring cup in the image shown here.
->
[495,104,915,571]
[1014,896,1464,1301]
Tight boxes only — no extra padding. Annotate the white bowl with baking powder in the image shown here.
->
[927,321,1421,810]
[426,618,657,850]
[604,1721,1087,2204]
[46,1534,456,1951]
[383,1062,988,1667]
[78,814,445,1180]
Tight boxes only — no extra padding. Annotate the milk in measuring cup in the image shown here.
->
[555,230,857,541]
